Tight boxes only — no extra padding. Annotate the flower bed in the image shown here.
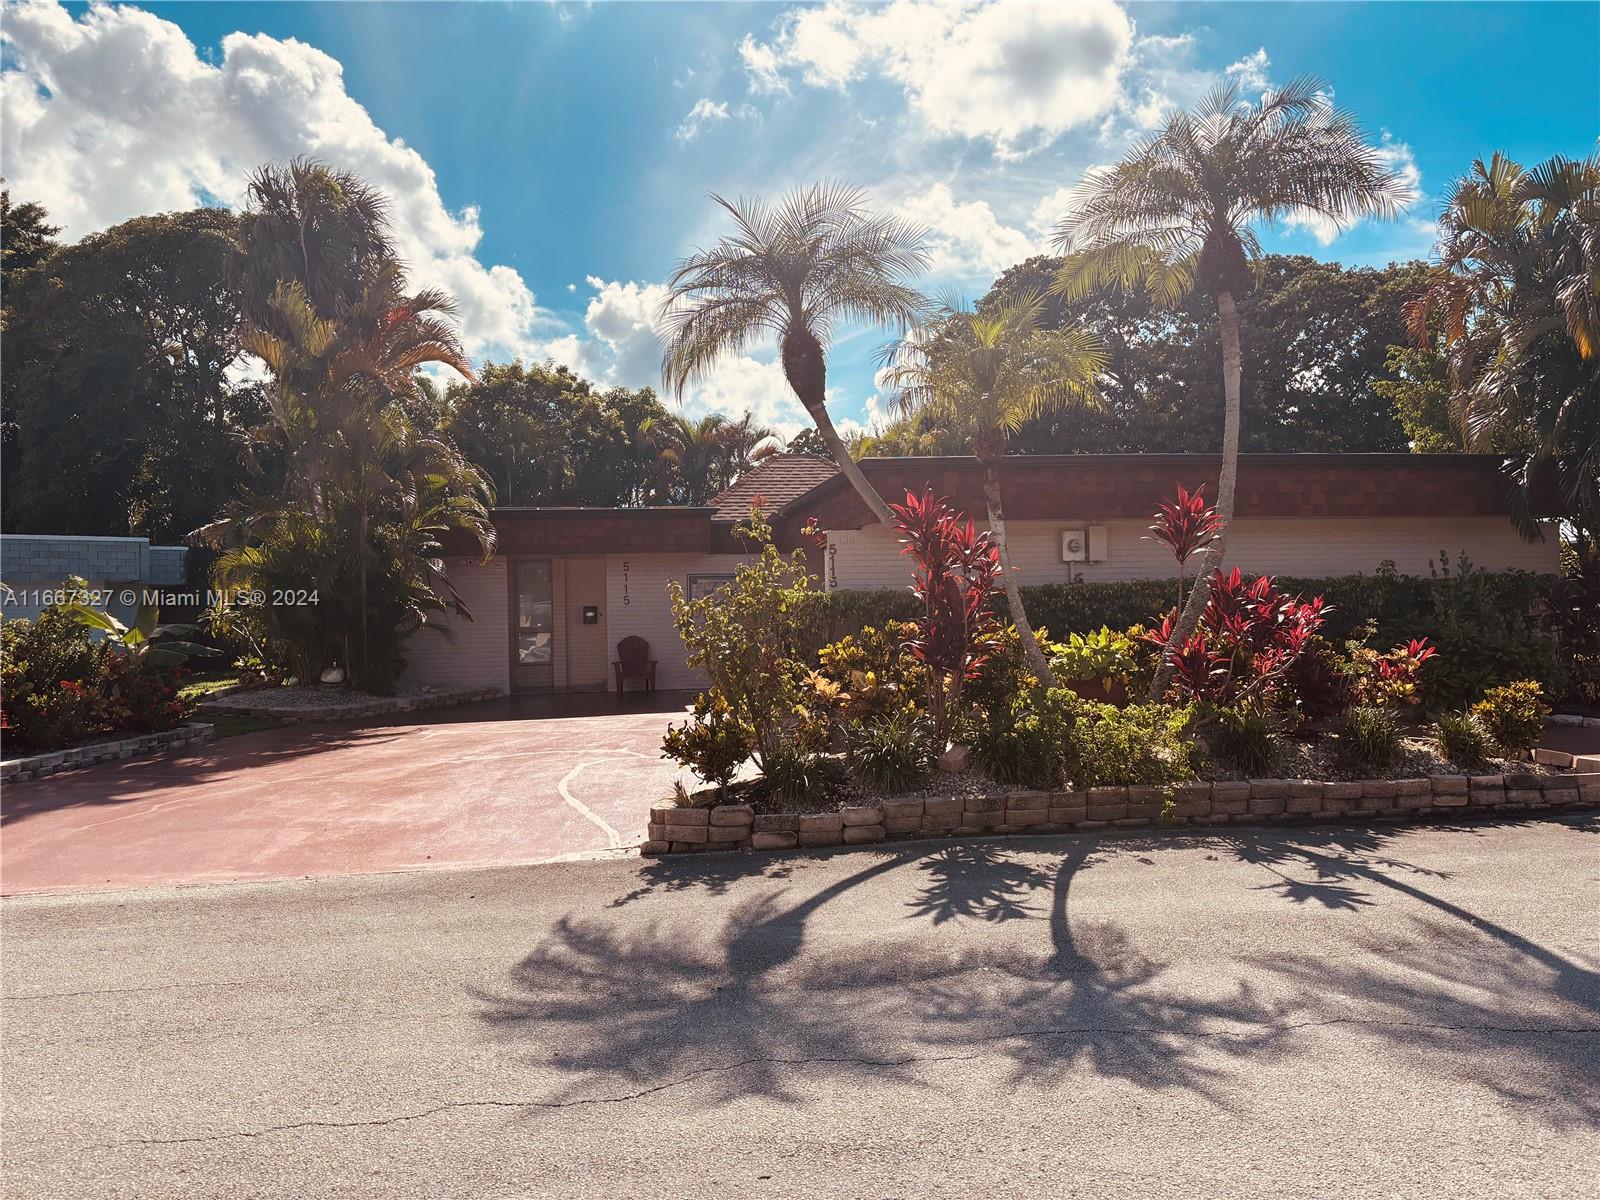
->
[2,723,216,783]
[643,770,1598,855]
[200,684,501,722]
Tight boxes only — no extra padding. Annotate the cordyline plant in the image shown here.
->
[891,489,1002,750]
[1145,567,1332,709]
[1143,484,1223,607]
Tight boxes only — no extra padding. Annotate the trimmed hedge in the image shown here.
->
[805,562,1560,710]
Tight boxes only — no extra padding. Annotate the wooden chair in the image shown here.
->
[612,636,657,695]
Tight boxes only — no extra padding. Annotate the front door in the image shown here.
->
[510,558,555,690]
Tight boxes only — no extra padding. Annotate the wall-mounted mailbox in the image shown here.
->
[582,606,599,625]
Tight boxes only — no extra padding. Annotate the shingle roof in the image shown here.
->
[708,453,840,521]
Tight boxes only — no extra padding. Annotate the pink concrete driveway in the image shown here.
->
[1,698,692,895]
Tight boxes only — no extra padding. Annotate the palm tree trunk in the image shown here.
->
[1148,288,1243,700]
[982,460,1057,689]
[782,327,897,527]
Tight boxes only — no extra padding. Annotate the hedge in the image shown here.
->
[804,561,1561,710]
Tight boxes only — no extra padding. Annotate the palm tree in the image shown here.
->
[1053,78,1412,698]
[882,290,1105,686]
[660,182,929,526]
[1406,152,1600,546]
[644,411,778,504]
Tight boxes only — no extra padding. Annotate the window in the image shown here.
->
[686,573,735,601]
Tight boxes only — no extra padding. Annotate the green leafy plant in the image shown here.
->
[1435,711,1493,767]
[1064,697,1197,789]
[661,694,750,799]
[1051,625,1142,693]
[57,576,219,670]
[1469,680,1550,755]
[1210,705,1281,775]
[761,744,841,808]
[1336,705,1402,772]
[808,621,926,723]
[846,709,935,793]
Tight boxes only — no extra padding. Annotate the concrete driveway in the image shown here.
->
[3,816,1596,1198]
[1,695,694,895]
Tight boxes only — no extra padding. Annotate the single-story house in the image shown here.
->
[406,453,1563,695]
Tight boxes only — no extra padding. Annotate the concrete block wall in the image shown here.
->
[0,534,189,621]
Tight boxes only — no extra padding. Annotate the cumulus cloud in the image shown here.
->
[546,277,810,436]
[1224,47,1272,93]
[0,0,547,369]
[741,0,1135,158]
[675,97,730,141]
[892,183,1040,280]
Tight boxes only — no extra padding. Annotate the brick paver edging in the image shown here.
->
[642,772,1600,855]
[200,686,503,723]
[2,723,216,783]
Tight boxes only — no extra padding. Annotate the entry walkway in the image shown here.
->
[0,694,696,894]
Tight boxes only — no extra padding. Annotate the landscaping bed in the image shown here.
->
[1,723,216,782]
[200,683,501,722]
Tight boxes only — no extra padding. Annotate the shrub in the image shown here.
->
[1065,697,1197,789]
[972,687,1074,788]
[1210,705,1280,775]
[890,489,1002,748]
[1469,680,1550,755]
[1051,625,1143,692]
[965,623,1059,722]
[669,508,818,775]
[1283,639,1356,726]
[1336,705,1402,771]
[808,621,926,724]
[1346,635,1439,709]
[1545,547,1600,708]
[661,694,750,797]
[1435,711,1492,767]
[761,744,841,808]
[846,710,934,793]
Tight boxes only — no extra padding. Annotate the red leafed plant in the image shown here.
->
[1144,484,1223,606]
[1145,567,1332,709]
[890,488,1002,748]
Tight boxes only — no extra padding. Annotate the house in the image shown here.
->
[405,452,1563,695]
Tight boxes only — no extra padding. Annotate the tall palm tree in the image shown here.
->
[882,290,1105,686]
[660,182,929,526]
[1406,152,1600,545]
[644,411,778,504]
[1053,78,1412,698]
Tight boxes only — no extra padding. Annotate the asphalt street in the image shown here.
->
[4,815,1597,1198]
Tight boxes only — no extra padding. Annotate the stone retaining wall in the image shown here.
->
[2,723,216,782]
[201,686,502,723]
[643,773,1600,855]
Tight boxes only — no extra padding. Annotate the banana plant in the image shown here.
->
[58,576,221,669]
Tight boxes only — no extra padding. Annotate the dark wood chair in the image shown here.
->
[613,636,657,695]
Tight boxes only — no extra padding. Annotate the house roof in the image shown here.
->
[708,453,840,522]
[776,453,1565,531]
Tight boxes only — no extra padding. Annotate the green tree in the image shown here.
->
[1373,344,1460,452]
[0,188,60,322]
[1054,79,1411,697]
[204,161,494,691]
[643,411,778,505]
[882,290,1105,685]
[1407,152,1600,544]
[661,182,928,526]
[2,207,262,539]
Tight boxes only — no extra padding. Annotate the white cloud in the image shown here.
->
[742,0,1135,158]
[893,182,1040,279]
[675,97,730,141]
[1224,47,1272,93]
[0,0,548,371]
[544,277,810,436]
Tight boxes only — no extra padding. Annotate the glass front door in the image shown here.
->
[511,558,555,690]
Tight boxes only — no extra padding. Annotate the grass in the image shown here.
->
[179,673,285,739]
[178,673,245,702]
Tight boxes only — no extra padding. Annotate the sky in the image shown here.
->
[3,0,1597,438]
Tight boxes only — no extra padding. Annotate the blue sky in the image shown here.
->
[4,1,1597,435]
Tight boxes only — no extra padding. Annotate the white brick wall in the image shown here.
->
[605,552,754,691]
[826,516,1561,590]
[401,557,511,692]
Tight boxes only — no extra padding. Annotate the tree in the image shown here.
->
[1,188,60,322]
[1406,152,1600,545]
[640,412,779,505]
[782,426,835,459]
[203,162,494,692]
[1054,78,1411,698]
[882,290,1105,685]
[660,182,928,526]
[2,207,262,539]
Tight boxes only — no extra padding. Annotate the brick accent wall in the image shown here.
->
[827,515,1559,590]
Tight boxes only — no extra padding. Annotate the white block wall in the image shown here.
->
[826,516,1561,591]
[604,553,754,691]
[402,557,511,692]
